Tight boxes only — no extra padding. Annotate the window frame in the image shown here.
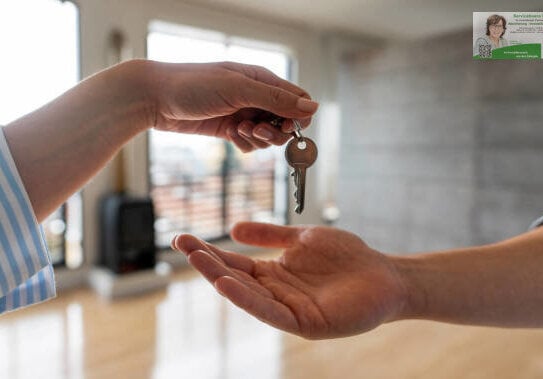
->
[0,0,83,269]
[146,22,294,248]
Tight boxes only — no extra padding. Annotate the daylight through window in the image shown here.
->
[0,0,82,268]
[147,21,291,246]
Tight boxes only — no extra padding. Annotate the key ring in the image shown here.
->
[292,120,305,142]
[266,115,305,142]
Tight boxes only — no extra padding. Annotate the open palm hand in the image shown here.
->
[172,222,408,339]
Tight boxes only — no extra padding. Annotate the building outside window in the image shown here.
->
[147,21,291,247]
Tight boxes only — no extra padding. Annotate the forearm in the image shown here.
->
[394,227,543,327]
[3,60,152,221]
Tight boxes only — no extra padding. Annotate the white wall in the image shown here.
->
[336,30,543,255]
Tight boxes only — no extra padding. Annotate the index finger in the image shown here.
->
[219,62,310,99]
[233,79,318,120]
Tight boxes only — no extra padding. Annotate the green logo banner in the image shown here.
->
[473,44,542,59]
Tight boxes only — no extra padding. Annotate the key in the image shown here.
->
[285,136,318,214]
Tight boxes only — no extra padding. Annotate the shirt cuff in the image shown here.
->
[529,216,543,230]
[0,127,56,314]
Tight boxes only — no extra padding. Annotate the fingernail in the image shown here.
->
[238,121,253,138]
[170,236,178,250]
[239,128,252,138]
[282,124,295,133]
[296,98,319,113]
[254,127,273,140]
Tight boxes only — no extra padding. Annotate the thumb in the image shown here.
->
[231,222,301,248]
[234,77,319,118]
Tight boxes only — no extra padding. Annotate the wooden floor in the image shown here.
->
[2,252,543,379]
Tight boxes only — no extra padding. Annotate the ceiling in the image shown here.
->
[182,0,543,40]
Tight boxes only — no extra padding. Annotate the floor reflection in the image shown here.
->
[0,302,84,379]
[153,278,282,379]
[0,264,283,379]
[2,267,543,378]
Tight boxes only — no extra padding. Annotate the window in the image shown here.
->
[0,0,82,268]
[147,21,291,247]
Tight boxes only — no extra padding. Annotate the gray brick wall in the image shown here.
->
[336,31,543,253]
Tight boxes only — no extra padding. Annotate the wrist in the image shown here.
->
[389,255,429,321]
[95,59,155,137]
[104,59,157,134]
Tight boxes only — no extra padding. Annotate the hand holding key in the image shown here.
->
[148,61,318,152]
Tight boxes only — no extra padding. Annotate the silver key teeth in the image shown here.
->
[285,136,318,216]
[295,171,304,213]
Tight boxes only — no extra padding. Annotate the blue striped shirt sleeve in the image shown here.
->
[0,127,56,314]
